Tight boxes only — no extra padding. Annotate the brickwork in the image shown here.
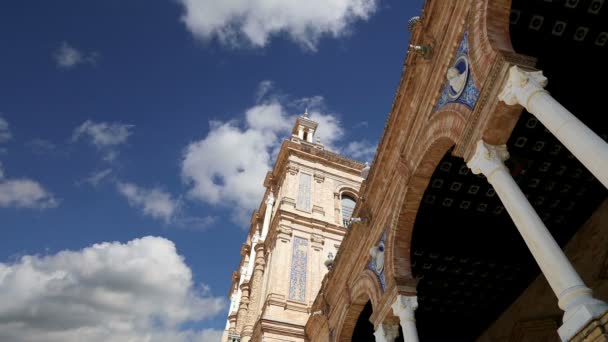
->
[305,0,556,340]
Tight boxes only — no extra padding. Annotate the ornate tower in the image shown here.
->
[222,113,366,342]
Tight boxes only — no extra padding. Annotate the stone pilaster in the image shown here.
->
[235,282,250,335]
[241,242,266,341]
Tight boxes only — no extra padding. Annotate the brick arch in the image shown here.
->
[335,270,383,342]
[467,0,515,87]
[388,109,465,290]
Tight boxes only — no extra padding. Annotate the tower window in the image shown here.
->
[341,194,356,227]
[302,130,308,142]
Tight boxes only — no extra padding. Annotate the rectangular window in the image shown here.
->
[288,237,308,302]
[297,173,311,211]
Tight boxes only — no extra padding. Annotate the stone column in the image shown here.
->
[467,140,608,341]
[298,126,304,140]
[374,322,399,342]
[499,65,608,188]
[228,312,237,337]
[241,242,266,342]
[391,295,419,342]
[260,194,275,241]
[235,282,250,335]
[245,234,260,282]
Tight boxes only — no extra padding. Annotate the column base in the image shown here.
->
[559,302,608,341]
[568,311,608,342]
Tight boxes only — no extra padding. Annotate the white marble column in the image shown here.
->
[244,234,260,282]
[467,140,608,341]
[374,322,399,342]
[391,295,419,342]
[260,193,275,241]
[298,126,305,140]
[499,65,608,188]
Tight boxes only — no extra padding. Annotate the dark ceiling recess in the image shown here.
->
[410,0,608,341]
[352,302,375,342]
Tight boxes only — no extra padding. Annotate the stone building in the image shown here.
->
[305,0,608,341]
[221,113,366,342]
[223,0,608,341]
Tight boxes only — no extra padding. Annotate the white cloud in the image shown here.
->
[0,163,58,209]
[344,140,377,162]
[53,41,99,68]
[0,236,225,342]
[181,84,346,224]
[200,329,224,341]
[177,0,378,50]
[79,169,113,187]
[72,120,133,162]
[73,120,133,147]
[117,182,180,223]
[0,115,11,143]
[0,179,58,209]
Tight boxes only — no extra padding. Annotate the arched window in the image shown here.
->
[341,194,357,227]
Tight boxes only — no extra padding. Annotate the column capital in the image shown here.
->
[467,140,510,178]
[392,295,418,321]
[498,65,548,108]
[254,241,265,254]
[374,322,400,342]
[265,192,275,206]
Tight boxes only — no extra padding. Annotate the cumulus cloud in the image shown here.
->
[53,41,99,68]
[0,163,58,209]
[181,83,349,223]
[0,236,225,342]
[117,182,181,223]
[72,120,133,162]
[177,0,378,50]
[0,115,11,143]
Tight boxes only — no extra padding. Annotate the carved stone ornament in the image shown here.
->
[498,66,548,107]
[287,164,299,175]
[373,323,399,342]
[467,140,510,177]
[446,55,469,99]
[265,192,275,206]
[314,173,325,183]
[370,240,385,274]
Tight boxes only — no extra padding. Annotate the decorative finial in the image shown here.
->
[303,108,309,118]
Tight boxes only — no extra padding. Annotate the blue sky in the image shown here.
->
[0,0,421,340]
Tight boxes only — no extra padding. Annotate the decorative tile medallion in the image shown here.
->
[289,237,308,301]
[367,230,387,291]
[435,31,480,111]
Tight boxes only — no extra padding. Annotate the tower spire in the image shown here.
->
[303,108,309,118]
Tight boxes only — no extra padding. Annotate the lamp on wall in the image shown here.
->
[409,44,433,59]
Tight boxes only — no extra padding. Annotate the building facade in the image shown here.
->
[223,0,608,341]
[221,114,365,342]
[305,0,608,341]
